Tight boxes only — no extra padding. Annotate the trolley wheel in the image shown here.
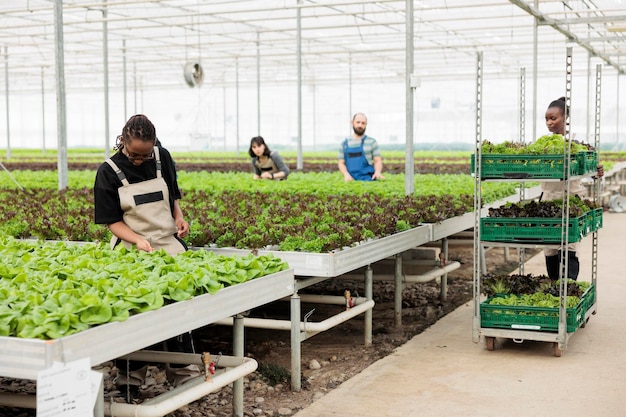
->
[553,342,562,357]
[485,336,495,351]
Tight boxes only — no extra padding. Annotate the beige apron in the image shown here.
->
[105,147,186,256]
[255,153,278,174]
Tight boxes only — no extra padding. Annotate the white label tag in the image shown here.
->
[511,324,541,330]
[36,358,98,417]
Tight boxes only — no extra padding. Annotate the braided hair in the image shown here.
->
[114,114,157,151]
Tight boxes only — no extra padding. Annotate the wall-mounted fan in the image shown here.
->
[609,194,626,213]
[184,61,204,88]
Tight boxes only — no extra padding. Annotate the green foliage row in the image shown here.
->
[0,187,477,252]
[0,170,518,202]
[2,147,625,160]
[0,237,288,339]
[1,148,623,171]
[0,149,475,163]
[0,170,522,252]
[184,191,473,252]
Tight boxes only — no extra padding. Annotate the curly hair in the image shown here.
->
[114,114,157,151]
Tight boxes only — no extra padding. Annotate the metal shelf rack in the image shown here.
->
[471,48,601,356]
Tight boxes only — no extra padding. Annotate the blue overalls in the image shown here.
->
[343,136,375,181]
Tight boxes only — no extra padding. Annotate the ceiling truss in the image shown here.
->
[0,0,625,94]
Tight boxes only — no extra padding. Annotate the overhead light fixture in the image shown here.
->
[608,27,626,32]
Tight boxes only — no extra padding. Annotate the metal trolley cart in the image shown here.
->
[471,48,602,356]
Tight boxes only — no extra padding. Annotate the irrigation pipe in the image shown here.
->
[336,261,460,283]
[105,356,257,417]
[0,354,256,417]
[214,299,375,337]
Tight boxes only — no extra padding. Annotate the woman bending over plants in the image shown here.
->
[249,136,290,180]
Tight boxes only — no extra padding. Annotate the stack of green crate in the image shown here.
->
[480,285,596,333]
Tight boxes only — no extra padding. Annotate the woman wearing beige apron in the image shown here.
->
[103,145,187,254]
[94,114,197,399]
[94,116,188,254]
[248,136,290,180]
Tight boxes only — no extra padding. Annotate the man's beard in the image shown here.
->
[353,126,366,136]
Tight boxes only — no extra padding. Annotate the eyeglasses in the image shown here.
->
[123,148,155,163]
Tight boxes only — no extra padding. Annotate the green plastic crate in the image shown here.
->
[471,154,579,179]
[577,151,598,176]
[584,208,603,235]
[480,285,595,333]
[480,209,601,243]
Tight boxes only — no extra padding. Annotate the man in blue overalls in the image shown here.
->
[338,113,384,181]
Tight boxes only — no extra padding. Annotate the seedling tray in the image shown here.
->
[480,285,595,333]
[480,208,602,243]
[471,153,579,179]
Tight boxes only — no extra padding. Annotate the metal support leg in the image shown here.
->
[290,291,301,391]
[480,245,487,275]
[440,238,449,301]
[232,314,244,417]
[364,265,373,346]
[394,254,403,326]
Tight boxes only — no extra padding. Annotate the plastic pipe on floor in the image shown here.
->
[335,261,460,283]
[120,351,241,367]
[0,357,257,417]
[104,357,257,417]
[285,294,369,305]
[214,299,375,336]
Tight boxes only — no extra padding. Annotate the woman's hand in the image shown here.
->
[136,238,154,252]
[109,221,154,252]
[173,200,189,239]
[176,219,189,239]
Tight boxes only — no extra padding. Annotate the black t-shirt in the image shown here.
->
[93,146,181,225]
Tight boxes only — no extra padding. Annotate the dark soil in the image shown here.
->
[0,161,469,175]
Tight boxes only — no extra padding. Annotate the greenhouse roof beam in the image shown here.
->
[548,14,626,25]
[510,0,626,74]
[2,0,626,93]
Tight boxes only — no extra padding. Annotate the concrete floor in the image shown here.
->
[294,210,626,417]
